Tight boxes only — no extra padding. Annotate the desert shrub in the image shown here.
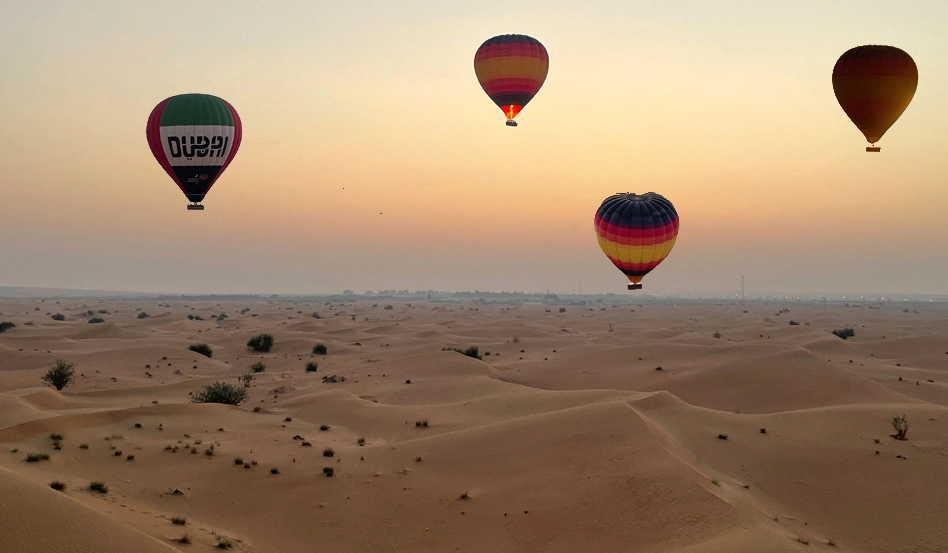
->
[311,312,322,319]
[323,467,334,477]
[50,433,63,441]
[50,481,66,491]
[137,312,150,319]
[891,415,909,440]
[249,361,266,373]
[712,332,722,339]
[789,320,800,325]
[460,492,470,500]
[323,448,335,457]
[320,424,330,431]
[717,434,729,440]
[558,307,566,313]
[384,305,394,310]
[305,362,318,372]
[357,437,365,446]
[79,443,89,449]
[26,453,50,462]
[247,334,274,352]
[89,481,108,493]
[189,343,213,358]
[191,382,248,406]
[270,468,279,475]
[97,309,108,314]
[240,373,254,388]
[832,327,855,340]
[0,322,15,333]
[179,534,192,544]
[217,537,234,549]
[253,406,262,412]
[114,451,122,456]
[51,313,65,321]
[126,454,135,461]
[88,317,105,324]
[41,360,75,391]
[443,346,481,360]
[234,457,244,465]
[313,343,328,355]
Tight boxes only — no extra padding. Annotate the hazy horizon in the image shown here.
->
[2,1,946,296]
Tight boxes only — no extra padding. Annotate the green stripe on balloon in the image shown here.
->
[159,94,234,127]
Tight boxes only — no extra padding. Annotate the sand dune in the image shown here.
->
[2,298,947,551]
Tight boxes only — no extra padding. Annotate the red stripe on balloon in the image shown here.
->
[146,97,185,194]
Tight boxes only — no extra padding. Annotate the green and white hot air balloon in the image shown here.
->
[146,94,242,210]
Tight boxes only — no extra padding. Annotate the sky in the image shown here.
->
[1,0,946,296]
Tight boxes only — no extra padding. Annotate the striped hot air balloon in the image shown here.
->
[146,94,242,210]
[474,34,549,127]
[594,193,679,290]
[832,45,917,152]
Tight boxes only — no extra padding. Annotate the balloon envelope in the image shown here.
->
[146,94,242,206]
[474,34,549,124]
[595,193,679,286]
[832,45,917,146]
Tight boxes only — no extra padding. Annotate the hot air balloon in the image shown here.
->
[474,34,548,127]
[146,94,242,210]
[832,45,917,152]
[594,193,679,290]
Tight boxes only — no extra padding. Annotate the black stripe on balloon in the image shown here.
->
[489,93,536,108]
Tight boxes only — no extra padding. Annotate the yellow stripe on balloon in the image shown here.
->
[474,57,549,82]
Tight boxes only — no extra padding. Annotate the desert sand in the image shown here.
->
[1,296,946,553]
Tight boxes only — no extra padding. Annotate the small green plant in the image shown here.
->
[891,414,909,440]
[50,480,67,491]
[51,313,65,321]
[41,360,75,391]
[305,362,318,373]
[323,467,334,477]
[249,361,266,373]
[26,453,50,462]
[247,334,274,352]
[171,517,186,525]
[89,481,108,493]
[192,382,248,406]
[189,343,213,358]
[832,327,855,340]
[323,448,335,457]
[313,343,328,355]
[443,346,481,360]
[240,373,254,388]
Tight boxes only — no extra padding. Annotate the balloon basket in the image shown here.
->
[505,120,518,127]
[627,283,643,290]
[866,146,881,152]
[187,204,205,211]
